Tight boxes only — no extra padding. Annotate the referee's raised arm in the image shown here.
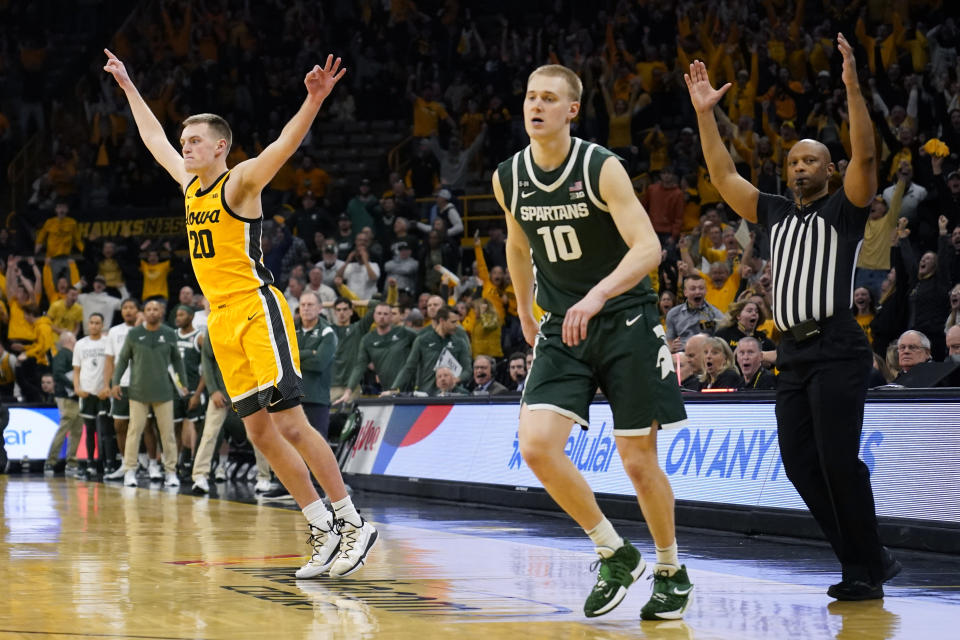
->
[684,59,759,223]
[837,32,878,207]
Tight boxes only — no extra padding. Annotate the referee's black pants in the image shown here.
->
[775,312,885,583]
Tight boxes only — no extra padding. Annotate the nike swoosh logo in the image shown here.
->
[521,190,536,198]
[247,313,258,321]
[671,586,693,595]
[625,313,643,327]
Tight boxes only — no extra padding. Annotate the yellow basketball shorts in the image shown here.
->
[207,285,303,418]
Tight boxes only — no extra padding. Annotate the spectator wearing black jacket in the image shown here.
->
[900,225,952,359]
[930,157,960,230]
[938,215,960,294]
[700,337,743,390]
[735,337,776,390]
[406,140,441,199]
[287,191,333,253]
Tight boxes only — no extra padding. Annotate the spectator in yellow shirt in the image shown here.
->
[695,219,729,264]
[93,239,129,295]
[35,200,83,304]
[47,287,83,335]
[856,189,901,299]
[724,44,759,123]
[680,232,754,314]
[22,308,54,365]
[853,287,876,346]
[459,99,486,146]
[293,155,331,198]
[268,158,296,202]
[5,255,43,345]
[49,278,68,311]
[408,80,455,138]
[644,126,670,173]
[16,305,55,401]
[462,298,503,359]
[472,232,510,323]
[855,12,903,75]
[708,261,741,313]
[460,99,486,173]
[139,242,172,301]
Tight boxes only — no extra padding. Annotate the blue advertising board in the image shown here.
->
[343,400,960,524]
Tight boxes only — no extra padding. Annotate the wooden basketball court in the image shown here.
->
[1,476,958,639]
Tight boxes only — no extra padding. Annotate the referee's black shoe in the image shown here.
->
[827,580,883,601]
[828,549,901,600]
[880,548,902,583]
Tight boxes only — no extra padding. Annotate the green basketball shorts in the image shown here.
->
[522,302,687,435]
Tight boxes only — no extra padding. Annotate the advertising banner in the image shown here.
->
[346,400,960,524]
[3,408,63,461]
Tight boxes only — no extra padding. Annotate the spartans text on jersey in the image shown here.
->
[518,202,590,222]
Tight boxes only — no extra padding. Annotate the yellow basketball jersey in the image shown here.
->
[184,171,273,307]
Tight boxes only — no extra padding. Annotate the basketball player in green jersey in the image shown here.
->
[173,304,202,473]
[493,64,693,621]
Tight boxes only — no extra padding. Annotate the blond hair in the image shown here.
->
[527,64,583,102]
[699,337,737,384]
[182,113,233,152]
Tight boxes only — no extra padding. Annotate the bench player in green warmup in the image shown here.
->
[493,64,694,621]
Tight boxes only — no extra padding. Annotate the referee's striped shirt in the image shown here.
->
[756,189,871,332]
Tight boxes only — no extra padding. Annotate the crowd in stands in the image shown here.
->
[1,0,959,478]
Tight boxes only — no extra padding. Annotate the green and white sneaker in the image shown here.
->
[583,539,646,617]
[640,565,694,620]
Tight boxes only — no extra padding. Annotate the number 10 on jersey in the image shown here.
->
[536,225,582,263]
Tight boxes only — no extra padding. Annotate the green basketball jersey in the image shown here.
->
[498,137,656,316]
[176,327,202,390]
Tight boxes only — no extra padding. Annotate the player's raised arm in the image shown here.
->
[495,172,537,347]
[837,33,877,207]
[103,49,188,188]
[685,59,759,223]
[232,55,346,196]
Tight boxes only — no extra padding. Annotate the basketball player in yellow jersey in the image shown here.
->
[104,49,376,578]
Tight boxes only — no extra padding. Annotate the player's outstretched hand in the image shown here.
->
[103,48,134,91]
[305,54,347,104]
[836,33,858,87]
[684,60,731,115]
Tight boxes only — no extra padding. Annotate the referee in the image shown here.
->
[686,34,899,600]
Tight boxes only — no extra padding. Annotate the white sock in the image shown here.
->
[585,517,624,558]
[302,499,332,529]
[655,541,679,575]
[332,496,362,527]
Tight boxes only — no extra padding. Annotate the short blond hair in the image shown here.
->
[182,113,232,152]
[527,64,582,102]
[699,337,737,384]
